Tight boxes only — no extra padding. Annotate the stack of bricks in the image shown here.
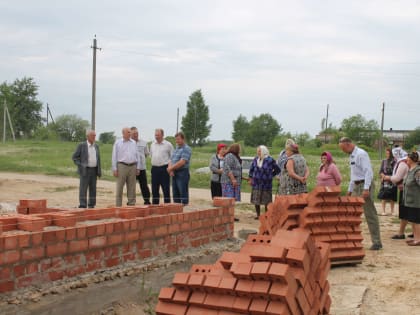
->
[258,186,365,264]
[0,198,235,293]
[156,229,332,315]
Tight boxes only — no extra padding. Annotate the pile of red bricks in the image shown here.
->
[259,186,365,264]
[0,198,235,293]
[156,229,331,315]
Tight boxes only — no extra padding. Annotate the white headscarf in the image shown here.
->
[392,147,407,161]
[257,145,270,167]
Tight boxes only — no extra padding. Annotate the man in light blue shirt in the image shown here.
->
[167,132,192,205]
[339,137,382,250]
[112,127,140,206]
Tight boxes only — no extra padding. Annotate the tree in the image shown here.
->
[181,90,212,146]
[404,126,420,150]
[246,113,282,147]
[99,131,116,144]
[50,114,90,141]
[0,77,43,138]
[340,114,380,146]
[232,115,249,142]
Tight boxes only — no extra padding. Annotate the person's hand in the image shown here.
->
[362,189,370,199]
[169,171,175,177]
[232,178,238,187]
[247,178,252,185]
[136,169,140,176]
[113,170,118,177]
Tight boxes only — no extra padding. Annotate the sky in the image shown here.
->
[1,0,420,142]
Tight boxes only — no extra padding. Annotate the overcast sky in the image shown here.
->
[1,1,419,141]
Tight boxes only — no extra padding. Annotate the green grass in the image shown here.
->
[0,140,384,196]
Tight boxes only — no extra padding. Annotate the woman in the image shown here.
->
[402,151,420,246]
[277,142,309,195]
[248,145,280,219]
[382,151,409,239]
[221,143,242,202]
[316,151,342,186]
[378,148,397,215]
[209,143,227,198]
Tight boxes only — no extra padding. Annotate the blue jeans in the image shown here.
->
[172,168,190,205]
[151,165,171,204]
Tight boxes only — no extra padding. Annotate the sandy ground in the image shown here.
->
[0,172,420,315]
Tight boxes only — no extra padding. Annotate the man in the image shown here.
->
[339,137,383,250]
[167,132,192,205]
[111,127,140,206]
[130,127,151,205]
[150,128,173,204]
[72,130,102,208]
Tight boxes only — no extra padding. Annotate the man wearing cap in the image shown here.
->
[112,127,140,206]
[339,137,383,250]
[209,143,227,198]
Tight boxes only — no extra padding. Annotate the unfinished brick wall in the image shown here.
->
[156,229,332,315]
[259,186,366,264]
[0,198,235,293]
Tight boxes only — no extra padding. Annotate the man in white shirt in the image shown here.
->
[130,127,151,205]
[72,130,102,208]
[112,127,140,206]
[150,128,173,204]
[339,137,382,250]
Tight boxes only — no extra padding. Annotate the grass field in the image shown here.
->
[0,140,384,195]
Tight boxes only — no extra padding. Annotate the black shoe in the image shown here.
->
[234,218,240,222]
[369,244,383,250]
[408,234,414,238]
[391,234,405,240]
[254,216,259,220]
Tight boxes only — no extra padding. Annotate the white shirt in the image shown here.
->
[150,140,173,167]
[87,141,97,167]
[135,139,149,170]
[348,146,373,192]
[111,138,140,171]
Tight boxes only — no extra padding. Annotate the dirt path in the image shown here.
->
[1,172,420,315]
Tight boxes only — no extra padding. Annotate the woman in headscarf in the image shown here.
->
[378,148,397,215]
[209,143,227,198]
[221,143,242,202]
[277,142,309,195]
[316,151,341,187]
[248,145,280,219]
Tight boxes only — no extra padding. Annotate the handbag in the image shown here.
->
[377,183,395,200]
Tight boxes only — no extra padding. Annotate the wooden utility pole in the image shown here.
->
[324,104,329,143]
[2,100,15,143]
[91,35,101,130]
[379,102,385,160]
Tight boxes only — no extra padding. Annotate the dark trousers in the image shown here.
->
[211,181,222,199]
[79,167,97,208]
[137,170,151,204]
[172,168,190,205]
[151,165,171,204]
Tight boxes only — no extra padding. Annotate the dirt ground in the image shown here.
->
[0,172,420,315]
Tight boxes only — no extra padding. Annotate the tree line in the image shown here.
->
[1,77,420,150]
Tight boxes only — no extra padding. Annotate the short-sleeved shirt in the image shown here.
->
[171,144,192,170]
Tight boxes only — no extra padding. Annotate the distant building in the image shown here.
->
[382,129,412,147]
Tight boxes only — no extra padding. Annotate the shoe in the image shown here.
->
[408,234,414,238]
[391,234,405,240]
[234,218,240,222]
[407,240,420,246]
[254,216,260,220]
[406,239,414,244]
[369,244,383,250]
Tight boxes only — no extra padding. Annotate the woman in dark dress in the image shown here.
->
[378,148,397,215]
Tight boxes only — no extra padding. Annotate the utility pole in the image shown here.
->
[46,103,55,125]
[3,100,15,143]
[379,102,385,160]
[176,107,179,133]
[91,35,101,131]
[324,104,329,143]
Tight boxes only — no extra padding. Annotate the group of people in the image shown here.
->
[72,127,192,209]
[72,130,420,249]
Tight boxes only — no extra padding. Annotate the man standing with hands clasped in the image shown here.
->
[112,127,140,207]
[72,130,102,208]
[339,137,383,250]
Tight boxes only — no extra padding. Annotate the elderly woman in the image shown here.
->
[278,142,309,195]
[248,145,280,219]
[403,151,420,246]
[316,151,341,187]
[378,148,397,215]
[221,143,242,202]
[209,143,227,198]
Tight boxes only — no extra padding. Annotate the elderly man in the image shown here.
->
[72,130,102,208]
[167,132,192,205]
[130,127,151,205]
[150,128,173,204]
[112,127,140,206]
[339,137,383,250]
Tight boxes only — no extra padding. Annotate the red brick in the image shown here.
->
[46,243,68,257]
[218,251,251,270]
[21,246,44,261]
[89,236,107,249]
[0,267,11,281]
[172,272,190,289]
[266,300,291,315]
[232,296,251,313]
[202,274,222,292]
[188,291,207,305]
[186,305,218,315]
[286,248,310,275]
[296,287,310,315]
[187,273,205,288]
[52,213,77,227]
[218,277,237,295]
[235,279,254,296]
[251,280,271,297]
[155,300,187,315]
[0,216,18,231]
[231,262,253,279]
[172,288,191,304]
[68,239,88,253]
[17,216,47,232]
[105,257,120,268]
[213,197,235,207]
[19,199,47,208]
[0,280,15,293]
[4,234,18,250]
[249,298,269,314]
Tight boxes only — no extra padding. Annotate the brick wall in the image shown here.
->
[0,198,235,294]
